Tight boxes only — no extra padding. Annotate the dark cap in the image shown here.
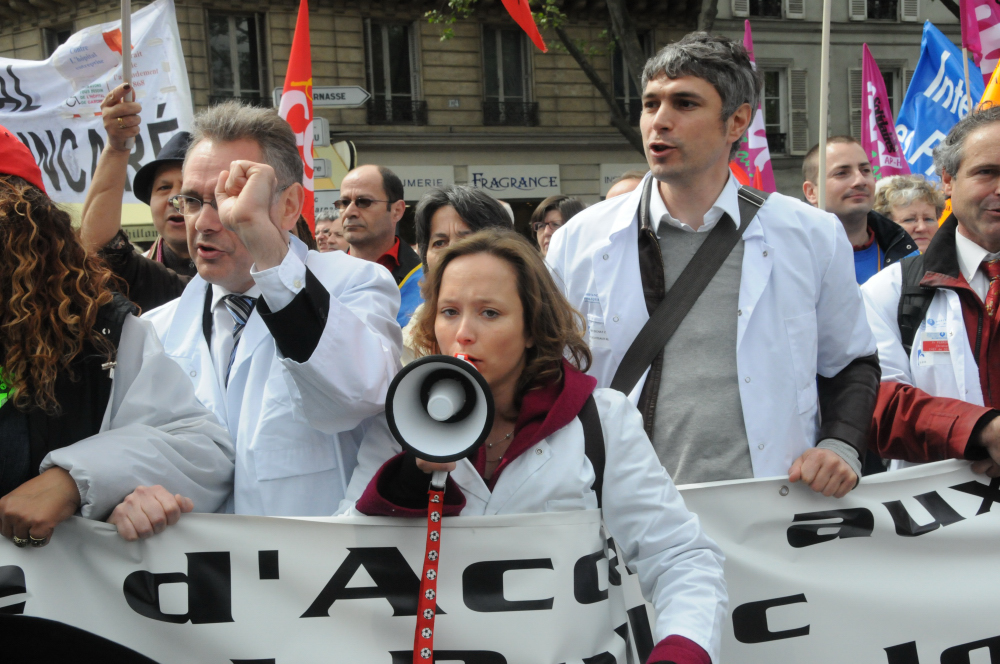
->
[132,131,192,204]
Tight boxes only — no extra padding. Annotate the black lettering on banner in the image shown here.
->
[301,547,441,618]
[882,491,965,537]
[606,537,622,586]
[88,129,105,180]
[20,131,61,191]
[786,509,874,548]
[258,550,279,580]
[147,119,180,157]
[0,565,26,615]
[462,559,554,612]
[626,606,654,664]
[884,641,919,664]
[0,71,21,111]
[126,134,145,191]
[731,594,809,643]
[58,129,86,193]
[582,653,616,664]
[390,650,507,664]
[231,660,276,664]
[122,552,234,624]
[574,550,608,604]
[614,622,634,664]
[941,635,1000,664]
[7,66,39,112]
[950,477,1000,515]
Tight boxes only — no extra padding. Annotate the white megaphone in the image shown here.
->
[385,354,495,488]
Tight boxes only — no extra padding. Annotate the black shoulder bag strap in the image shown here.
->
[897,253,932,358]
[609,177,770,395]
[578,394,606,508]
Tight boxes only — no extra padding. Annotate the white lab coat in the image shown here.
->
[341,388,728,661]
[862,262,981,469]
[40,315,235,519]
[546,174,877,477]
[144,238,403,516]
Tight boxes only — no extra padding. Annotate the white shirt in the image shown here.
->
[647,172,740,235]
[209,283,262,392]
[954,228,1000,302]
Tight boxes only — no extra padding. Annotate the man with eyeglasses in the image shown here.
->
[87,100,403,530]
[337,165,424,326]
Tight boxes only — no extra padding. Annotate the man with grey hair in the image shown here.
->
[863,105,1000,474]
[102,100,401,532]
[549,33,879,528]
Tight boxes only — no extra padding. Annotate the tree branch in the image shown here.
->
[937,0,960,19]
[554,26,645,156]
[605,0,645,96]
[698,0,719,32]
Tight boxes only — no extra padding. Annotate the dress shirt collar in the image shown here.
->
[955,228,1000,285]
[647,171,740,235]
[211,282,262,311]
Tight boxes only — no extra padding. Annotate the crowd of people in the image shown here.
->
[2,28,999,664]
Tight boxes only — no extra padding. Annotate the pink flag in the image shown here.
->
[729,21,776,192]
[861,44,910,180]
[961,0,1000,86]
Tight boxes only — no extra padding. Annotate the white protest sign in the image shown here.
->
[0,0,193,204]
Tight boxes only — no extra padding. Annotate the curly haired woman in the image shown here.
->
[0,127,233,547]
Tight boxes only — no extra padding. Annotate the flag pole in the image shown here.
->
[963,47,973,114]
[121,0,134,150]
[817,0,832,209]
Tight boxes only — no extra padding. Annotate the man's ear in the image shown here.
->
[803,180,819,207]
[941,169,955,197]
[390,199,406,224]
[726,103,754,146]
[277,182,305,232]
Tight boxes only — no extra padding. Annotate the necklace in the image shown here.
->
[485,429,515,465]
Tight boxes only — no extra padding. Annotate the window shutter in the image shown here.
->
[732,0,750,18]
[784,0,805,19]
[849,67,863,140]
[849,0,868,21]
[409,22,423,101]
[789,69,809,155]
[904,68,915,96]
[900,0,919,21]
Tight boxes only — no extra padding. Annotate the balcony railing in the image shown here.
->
[367,98,428,126]
[614,99,642,127]
[209,93,270,108]
[482,100,539,127]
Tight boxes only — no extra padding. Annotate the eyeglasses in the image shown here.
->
[531,220,564,233]
[169,184,292,218]
[333,196,392,211]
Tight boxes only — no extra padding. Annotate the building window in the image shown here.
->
[749,0,782,17]
[868,0,898,19]
[761,69,788,155]
[482,26,537,127]
[365,22,425,126]
[611,33,653,126]
[42,24,73,58]
[207,13,269,107]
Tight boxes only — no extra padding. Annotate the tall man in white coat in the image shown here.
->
[547,33,881,497]
[110,101,402,532]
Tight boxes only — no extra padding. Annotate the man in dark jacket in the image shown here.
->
[802,136,919,284]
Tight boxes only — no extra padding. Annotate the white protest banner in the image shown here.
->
[0,0,193,204]
[680,460,1000,662]
[0,510,646,663]
[2,460,998,663]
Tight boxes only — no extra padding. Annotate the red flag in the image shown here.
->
[500,0,546,52]
[278,0,315,230]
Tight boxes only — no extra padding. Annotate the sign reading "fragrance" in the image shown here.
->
[468,165,560,199]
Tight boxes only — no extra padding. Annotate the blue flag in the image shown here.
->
[896,21,984,181]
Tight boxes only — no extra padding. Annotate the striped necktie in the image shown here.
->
[223,294,257,385]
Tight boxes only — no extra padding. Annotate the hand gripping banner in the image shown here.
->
[2,461,999,663]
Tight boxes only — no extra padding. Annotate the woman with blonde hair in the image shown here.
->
[345,228,727,664]
[0,127,232,548]
[873,175,946,253]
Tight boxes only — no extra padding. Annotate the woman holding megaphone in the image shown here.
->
[346,229,726,664]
